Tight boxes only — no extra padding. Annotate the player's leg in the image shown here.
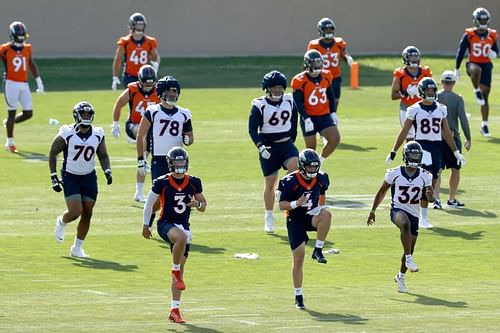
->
[311,208,331,264]
[4,80,20,151]
[467,63,485,105]
[169,254,188,323]
[303,134,317,150]
[319,126,340,160]
[480,83,491,137]
[432,170,443,209]
[448,168,461,204]
[291,242,306,309]
[263,173,278,233]
[392,210,418,272]
[167,227,188,291]
[16,83,33,124]
[69,199,95,258]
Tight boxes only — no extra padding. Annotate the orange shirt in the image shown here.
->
[291,70,334,116]
[307,37,346,79]
[127,82,159,123]
[465,28,498,63]
[393,66,432,107]
[117,34,158,76]
[0,42,33,82]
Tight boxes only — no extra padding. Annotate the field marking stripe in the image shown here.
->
[82,290,110,295]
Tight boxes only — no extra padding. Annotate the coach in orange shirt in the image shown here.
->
[0,21,44,153]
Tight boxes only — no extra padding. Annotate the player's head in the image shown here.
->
[317,17,335,39]
[73,101,95,128]
[440,70,456,85]
[402,141,423,168]
[138,65,157,93]
[157,76,181,106]
[402,46,421,68]
[298,149,321,179]
[261,70,287,101]
[9,21,28,46]
[304,50,323,76]
[167,147,189,174]
[128,12,147,35]
[473,7,490,30]
[418,77,437,102]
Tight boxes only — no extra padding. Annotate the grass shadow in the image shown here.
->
[437,188,465,195]
[152,238,226,254]
[442,208,497,218]
[393,293,468,308]
[15,151,48,161]
[303,308,368,325]
[166,323,224,333]
[336,143,378,152]
[326,198,369,210]
[431,227,484,240]
[64,256,138,272]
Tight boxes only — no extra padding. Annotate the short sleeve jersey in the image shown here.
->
[0,42,33,82]
[307,37,347,79]
[291,70,334,116]
[251,93,294,135]
[117,34,158,76]
[127,82,159,124]
[406,102,448,141]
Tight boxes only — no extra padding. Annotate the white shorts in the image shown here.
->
[3,79,33,110]
[399,109,414,139]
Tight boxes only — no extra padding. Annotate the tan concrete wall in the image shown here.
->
[1,0,499,57]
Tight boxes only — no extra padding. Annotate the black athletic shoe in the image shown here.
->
[312,248,327,264]
[295,295,305,309]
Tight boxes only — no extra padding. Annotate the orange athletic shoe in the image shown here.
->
[172,270,186,290]
[5,144,18,153]
[168,308,186,323]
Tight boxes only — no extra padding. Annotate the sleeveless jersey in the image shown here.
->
[406,102,448,141]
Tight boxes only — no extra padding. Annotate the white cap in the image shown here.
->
[441,70,456,82]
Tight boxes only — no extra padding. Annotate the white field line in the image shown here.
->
[60,283,109,288]
[239,320,259,325]
[82,289,110,295]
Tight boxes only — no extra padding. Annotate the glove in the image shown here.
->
[258,145,271,159]
[111,121,120,138]
[137,157,147,176]
[304,117,314,132]
[111,76,120,91]
[150,61,160,72]
[345,55,353,67]
[330,112,339,126]
[454,69,460,80]
[454,150,467,166]
[50,172,63,192]
[488,49,497,59]
[183,134,190,145]
[104,169,113,185]
[406,84,419,98]
[385,151,396,165]
[35,77,44,94]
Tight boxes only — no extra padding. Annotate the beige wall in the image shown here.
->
[1,0,499,57]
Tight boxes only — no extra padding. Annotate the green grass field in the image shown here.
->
[1,57,499,332]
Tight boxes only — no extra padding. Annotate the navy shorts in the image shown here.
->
[442,136,462,170]
[62,170,98,201]
[122,73,138,87]
[300,114,336,136]
[331,76,342,100]
[286,215,316,250]
[151,155,168,181]
[259,141,299,176]
[390,208,419,236]
[417,140,443,179]
[157,221,191,258]
[467,61,493,87]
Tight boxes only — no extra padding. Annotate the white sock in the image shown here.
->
[420,207,428,220]
[315,240,325,248]
[74,238,84,248]
[482,121,488,127]
[398,272,405,278]
[474,88,481,93]
[265,210,273,217]
[171,300,181,309]
[405,254,412,261]
[7,138,14,145]
[294,288,303,296]
[136,182,144,193]
[172,264,181,271]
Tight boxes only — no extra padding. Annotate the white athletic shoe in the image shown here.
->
[419,219,433,229]
[54,215,66,243]
[134,192,145,202]
[405,256,419,272]
[264,214,274,233]
[70,246,89,258]
[394,274,408,293]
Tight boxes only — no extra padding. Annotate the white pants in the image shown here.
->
[399,109,414,139]
[3,79,33,110]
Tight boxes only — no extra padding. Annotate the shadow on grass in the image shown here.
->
[431,227,484,240]
[394,293,468,308]
[303,308,368,325]
[15,151,48,161]
[166,323,224,333]
[442,208,497,218]
[336,143,378,152]
[64,256,138,271]
[153,238,227,254]
[482,137,500,144]
[269,232,337,249]
[326,198,369,210]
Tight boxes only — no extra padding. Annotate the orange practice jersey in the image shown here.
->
[0,42,33,82]
[117,35,158,76]
[393,66,432,107]
[291,70,334,116]
[465,28,498,64]
[127,82,159,124]
[307,37,346,79]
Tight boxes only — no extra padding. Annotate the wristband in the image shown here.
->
[290,201,297,209]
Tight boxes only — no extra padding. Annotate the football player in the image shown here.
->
[386,77,466,229]
[307,17,354,111]
[248,70,299,233]
[455,7,498,137]
[391,46,432,140]
[291,50,340,164]
[142,147,207,324]
[278,149,332,309]
[111,13,160,90]
[111,64,159,202]
[368,141,434,293]
[49,102,112,258]
[0,21,44,153]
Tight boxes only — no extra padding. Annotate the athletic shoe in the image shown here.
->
[172,270,186,290]
[134,192,145,202]
[405,256,419,272]
[433,199,442,210]
[475,90,486,106]
[394,274,408,293]
[5,144,18,153]
[447,199,465,208]
[311,248,327,264]
[54,215,65,243]
[264,214,274,233]
[168,308,186,323]
[419,219,433,229]
[295,295,305,309]
[480,125,491,138]
[70,246,89,258]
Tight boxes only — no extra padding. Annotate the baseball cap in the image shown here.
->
[441,70,456,82]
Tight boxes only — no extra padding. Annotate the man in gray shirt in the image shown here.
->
[435,70,471,208]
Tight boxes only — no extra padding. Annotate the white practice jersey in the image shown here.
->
[384,166,432,218]
[144,104,192,156]
[59,124,104,175]
[406,102,448,141]
[251,93,294,134]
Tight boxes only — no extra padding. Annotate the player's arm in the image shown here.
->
[112,46,125,77]
[136,115,151,157]
[143,190,160,239]
[28,56,41,78]
[248,106,263,146]
[326,84,336,113]
[367,181,391,225]
[112,88,130,122]
[48,135,66,174]
[455,33,469,70]
[424,185,435,203]
[290,103,298,142]
[187,192,207,212]
[292,90,308,119]
[391,118,413,152]
[182,119,193,146]
[279,193,307,211]
[391,76,403,100]
[149,48,160,71]
[96,138,111,172]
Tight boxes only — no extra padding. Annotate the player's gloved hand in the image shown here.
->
[488,50,497,59]
[330,112,339,126]
[111,121,120,138]
[345,55,353,67]
[304,117,314,132]
[385,151,396,165]
[137,157,147,176]
[406,85,419,98]
[50,172,63,192]
[111,76,121,91]
[150,61,160,72]
[453,69,460,80]
[258,145,271,159]
[104,169,113,185]
[454,150,467,166]
[35,77,45,94]
[183,134,191,145]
